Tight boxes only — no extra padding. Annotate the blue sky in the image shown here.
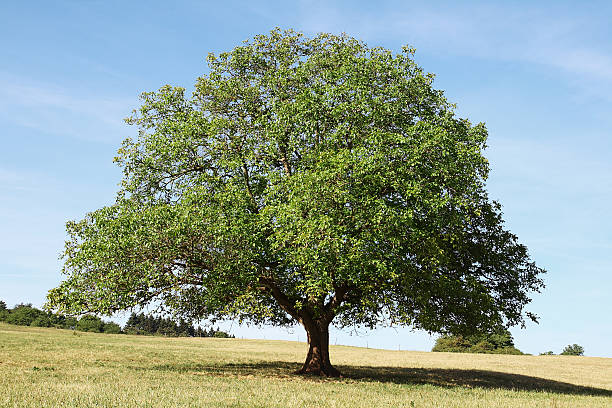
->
[1,1,610,357]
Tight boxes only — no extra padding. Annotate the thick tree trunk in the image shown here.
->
[298,321,341,377]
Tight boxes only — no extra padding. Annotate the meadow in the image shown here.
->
[0,322,610,407]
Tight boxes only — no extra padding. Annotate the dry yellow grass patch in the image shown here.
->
[0,322,610,407]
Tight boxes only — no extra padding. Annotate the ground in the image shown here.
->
[0,322,610,407]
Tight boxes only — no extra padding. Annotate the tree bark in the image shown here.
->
[298,320,341,377]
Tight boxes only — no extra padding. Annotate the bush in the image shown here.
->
[103,322,122,334]
[212,330,233,338]
[432,329,523,355]
[30,315,52,327]
[431,335,472,353]
[76,315,104,333]
[560,344,584,356]
[6,304,44,326]
[539,351,555,355]
[63,317,78,330]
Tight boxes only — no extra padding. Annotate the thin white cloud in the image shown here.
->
[0,72,136,143]
[0,168,55,193]
[483,136,612,268]
[295,2,612,98]
[0,168,25,185]
[551,48,612,81]
[487,137,612,193]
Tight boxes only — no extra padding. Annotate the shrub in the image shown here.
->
[432,329,523,355]
[63,317,78,330]
[45,313,63,328]
[30,315,52,327]
[6,304,44,326]
[431,335,473,353]
[560,344,584,356]
[76,315,104,333]
[103,322,122,334]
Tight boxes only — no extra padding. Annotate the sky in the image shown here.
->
[1,0,610,357]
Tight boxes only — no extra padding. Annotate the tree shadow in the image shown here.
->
[340,365,612,397]
[148,361,301,379]
[147,360,612,397]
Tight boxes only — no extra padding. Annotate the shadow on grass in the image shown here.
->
[342,365,612,397]
[145,360,612,397]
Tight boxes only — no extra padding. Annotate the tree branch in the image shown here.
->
[322,284,350,324]
[241,159,260,214]
[258,276,301,322]
[278,140,292,176]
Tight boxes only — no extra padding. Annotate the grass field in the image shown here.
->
[0,322,610,407]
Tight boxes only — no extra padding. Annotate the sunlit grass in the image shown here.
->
[0,322,610,407]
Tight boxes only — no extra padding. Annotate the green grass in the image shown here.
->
[0,322,610,407]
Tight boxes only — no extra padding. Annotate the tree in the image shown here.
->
[177,319,192,337]
[560,344,584,356]
[0,300,8,321]
[46,29,545,376]
[194,326,206,337]
[124,312,144,334]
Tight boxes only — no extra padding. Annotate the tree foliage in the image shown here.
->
[47,29,545,375]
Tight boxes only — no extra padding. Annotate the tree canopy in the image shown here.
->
[47,29,545,376]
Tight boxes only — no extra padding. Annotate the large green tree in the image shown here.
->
[47,29,545,376]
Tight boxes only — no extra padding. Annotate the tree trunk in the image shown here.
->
[298,320,341,377]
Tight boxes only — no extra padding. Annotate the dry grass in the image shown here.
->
[0,322,610,407]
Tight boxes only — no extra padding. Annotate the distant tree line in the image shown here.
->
[0,300,233,337]
[123,312,234,338]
